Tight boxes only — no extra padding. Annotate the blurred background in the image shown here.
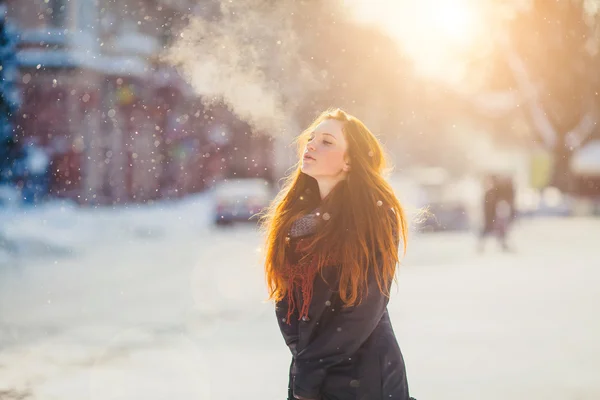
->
[0,0,599,399]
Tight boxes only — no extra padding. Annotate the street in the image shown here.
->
[0,200,599,399]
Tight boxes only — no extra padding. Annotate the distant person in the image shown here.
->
[478,174,515,252]
[261,109,416,400]
[21,138,50,204]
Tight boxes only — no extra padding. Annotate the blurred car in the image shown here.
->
[213,178,274,226]
[410,167,472,233]
[417,201,470,233]
[516,186,572,217]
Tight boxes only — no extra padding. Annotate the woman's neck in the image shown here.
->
[317,178,343,200]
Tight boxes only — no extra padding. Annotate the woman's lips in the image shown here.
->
[303,154,315,161]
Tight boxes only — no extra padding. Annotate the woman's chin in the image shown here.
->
[300,164,312,175]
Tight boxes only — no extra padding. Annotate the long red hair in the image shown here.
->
[259,108,408,307]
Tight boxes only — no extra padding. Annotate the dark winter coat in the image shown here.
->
[275,234,414,400]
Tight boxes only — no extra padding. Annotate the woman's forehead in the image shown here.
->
[313,119,345,139]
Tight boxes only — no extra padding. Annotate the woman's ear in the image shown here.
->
[343,162,351,172]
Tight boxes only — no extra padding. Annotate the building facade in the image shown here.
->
[5,0,273,205]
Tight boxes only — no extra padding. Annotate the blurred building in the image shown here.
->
[571,140,600,198]
[4,0,273,205]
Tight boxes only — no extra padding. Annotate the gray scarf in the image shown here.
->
[289,207,322,238]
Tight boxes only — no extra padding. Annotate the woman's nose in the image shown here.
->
[307,142,316,151]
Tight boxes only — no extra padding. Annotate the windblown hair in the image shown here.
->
[260,108,408,307]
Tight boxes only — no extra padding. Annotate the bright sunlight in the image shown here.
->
[344,0,487,82]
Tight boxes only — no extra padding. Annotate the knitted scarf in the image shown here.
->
[283,207,323,324]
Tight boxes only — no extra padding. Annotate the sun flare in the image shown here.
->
[344,0,485,81]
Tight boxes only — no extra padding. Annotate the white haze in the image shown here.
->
[164,0,322,138]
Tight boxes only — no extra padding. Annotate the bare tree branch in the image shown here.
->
[504,46,558,149]
[565,110,597,149]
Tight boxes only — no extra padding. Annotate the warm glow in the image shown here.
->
[345,0,485,82]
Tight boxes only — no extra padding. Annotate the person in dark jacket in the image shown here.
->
[260,108,416,400]
[478,174,516,252]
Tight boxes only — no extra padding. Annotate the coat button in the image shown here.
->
[349,379,360,388]
[301,316,310,322]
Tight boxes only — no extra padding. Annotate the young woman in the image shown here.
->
[261,109,416,400]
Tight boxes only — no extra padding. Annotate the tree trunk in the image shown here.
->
[552,141,574,192]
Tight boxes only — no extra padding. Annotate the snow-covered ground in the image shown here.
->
[1,192,600,400]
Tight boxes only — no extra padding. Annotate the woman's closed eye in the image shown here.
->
[308,136,332,146]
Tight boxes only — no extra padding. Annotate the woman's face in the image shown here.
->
[301,118,349,180]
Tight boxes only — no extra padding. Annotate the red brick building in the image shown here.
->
[5,0,273,205]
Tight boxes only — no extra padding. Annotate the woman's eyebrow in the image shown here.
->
[310,131,337,140]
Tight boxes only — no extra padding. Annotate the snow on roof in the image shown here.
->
[110,31,160,57]
[16,48,151,77]
[18,28,69,47]
[17,49,78,68]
